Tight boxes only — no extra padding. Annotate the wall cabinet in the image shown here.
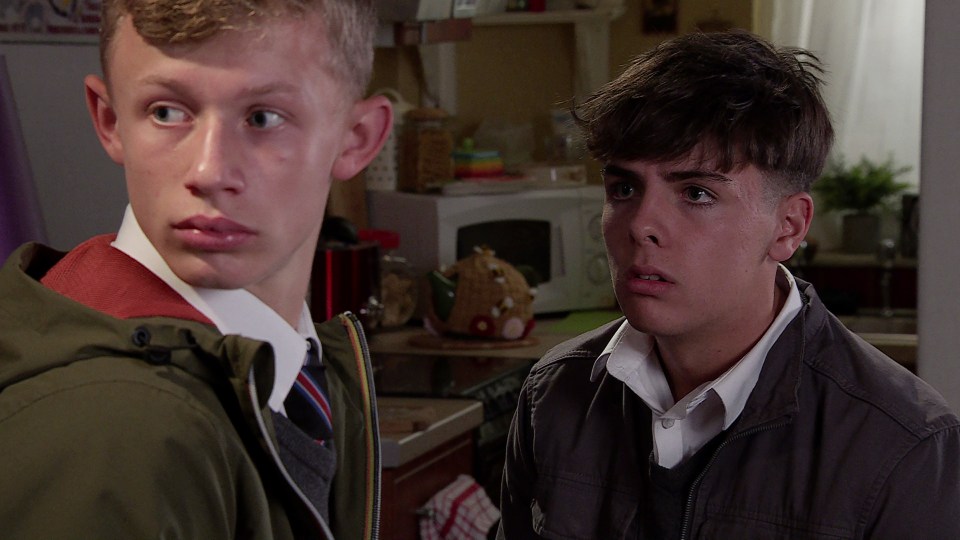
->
[381,0,625,113]
[473,0,625,97]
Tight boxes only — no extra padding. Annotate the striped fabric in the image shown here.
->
[419,475,500,540]
[284,338,333,444]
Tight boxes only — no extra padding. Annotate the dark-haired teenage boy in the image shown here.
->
[498,30,960,539]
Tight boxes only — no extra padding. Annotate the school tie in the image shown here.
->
[284,338,334,444]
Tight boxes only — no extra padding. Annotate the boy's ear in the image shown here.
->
[331,94,393,181]
[84,74,124,165]
[768,192,814,262]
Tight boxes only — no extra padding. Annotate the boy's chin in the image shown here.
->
[168,257,251,291]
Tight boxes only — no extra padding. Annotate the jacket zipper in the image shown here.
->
[680,300,810,539]
[247,369,337,539]
[340,312,383,540]
[243,314,380,539]
[678,419,790,540]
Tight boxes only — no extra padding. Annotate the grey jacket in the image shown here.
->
[0,242,381,540]
[498,280,960,539]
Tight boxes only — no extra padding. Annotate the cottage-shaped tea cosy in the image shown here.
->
[425,247,536,340]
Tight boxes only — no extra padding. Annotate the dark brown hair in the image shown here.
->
[575,30,834,193]
[99,0,377,97]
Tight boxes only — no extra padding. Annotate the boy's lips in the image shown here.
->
[628,264,674,282]
[173,215,255,250]
[623,265,674,296]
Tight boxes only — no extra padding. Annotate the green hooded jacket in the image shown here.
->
[0,243,381,539]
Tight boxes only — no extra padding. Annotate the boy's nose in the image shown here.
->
[186,120,244,196]
[629,191,667,247]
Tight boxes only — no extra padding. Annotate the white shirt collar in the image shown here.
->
[111,205,318,413]
[594,266,803,429]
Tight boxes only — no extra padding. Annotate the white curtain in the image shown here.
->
[757,0,925,248]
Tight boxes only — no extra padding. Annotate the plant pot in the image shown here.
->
[842,213,880,254]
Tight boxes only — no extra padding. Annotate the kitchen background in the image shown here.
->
[1,1,958,408]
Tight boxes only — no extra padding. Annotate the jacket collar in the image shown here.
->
[111,209,319,412]
[733,278,826,432]
[0,242,275,411]
[580,279,826,434]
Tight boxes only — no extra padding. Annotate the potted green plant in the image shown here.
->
[813,156,912,254]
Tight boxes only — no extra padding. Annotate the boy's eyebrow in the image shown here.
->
[138,75,300,98]
[602,163,732,184]
[138,75,189,94]
[665,170,732,183]
[601,163,639,180]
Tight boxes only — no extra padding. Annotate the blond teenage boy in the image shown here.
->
[0,0,392,538]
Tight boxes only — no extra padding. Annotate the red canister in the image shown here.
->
[309,240,382,329]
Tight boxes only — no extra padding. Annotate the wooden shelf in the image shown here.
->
[376,17,473,47]
[473,6,625,26]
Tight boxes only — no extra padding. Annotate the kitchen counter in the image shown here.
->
[377,397,485,540]
[368,318,589,515]
[368,308,919,376]
[367,310,623,360]
[378,396,483,468]
[367,325,572,360]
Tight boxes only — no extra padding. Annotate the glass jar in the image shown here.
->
[358,229,418,328]
[398,107,454,193]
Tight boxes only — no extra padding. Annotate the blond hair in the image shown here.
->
[99,0,377,97]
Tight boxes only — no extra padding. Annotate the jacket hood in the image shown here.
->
[0,243,275,407]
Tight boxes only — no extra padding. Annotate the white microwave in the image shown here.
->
[367,186,616,314]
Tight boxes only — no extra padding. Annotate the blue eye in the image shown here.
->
[248,110,284,129]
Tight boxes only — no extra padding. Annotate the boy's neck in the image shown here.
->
[656,281,787,402]
[245,280,311,329]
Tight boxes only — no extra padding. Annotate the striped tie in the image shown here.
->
[284,338,334,444]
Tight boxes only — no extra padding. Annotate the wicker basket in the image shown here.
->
[426,247,536,340]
